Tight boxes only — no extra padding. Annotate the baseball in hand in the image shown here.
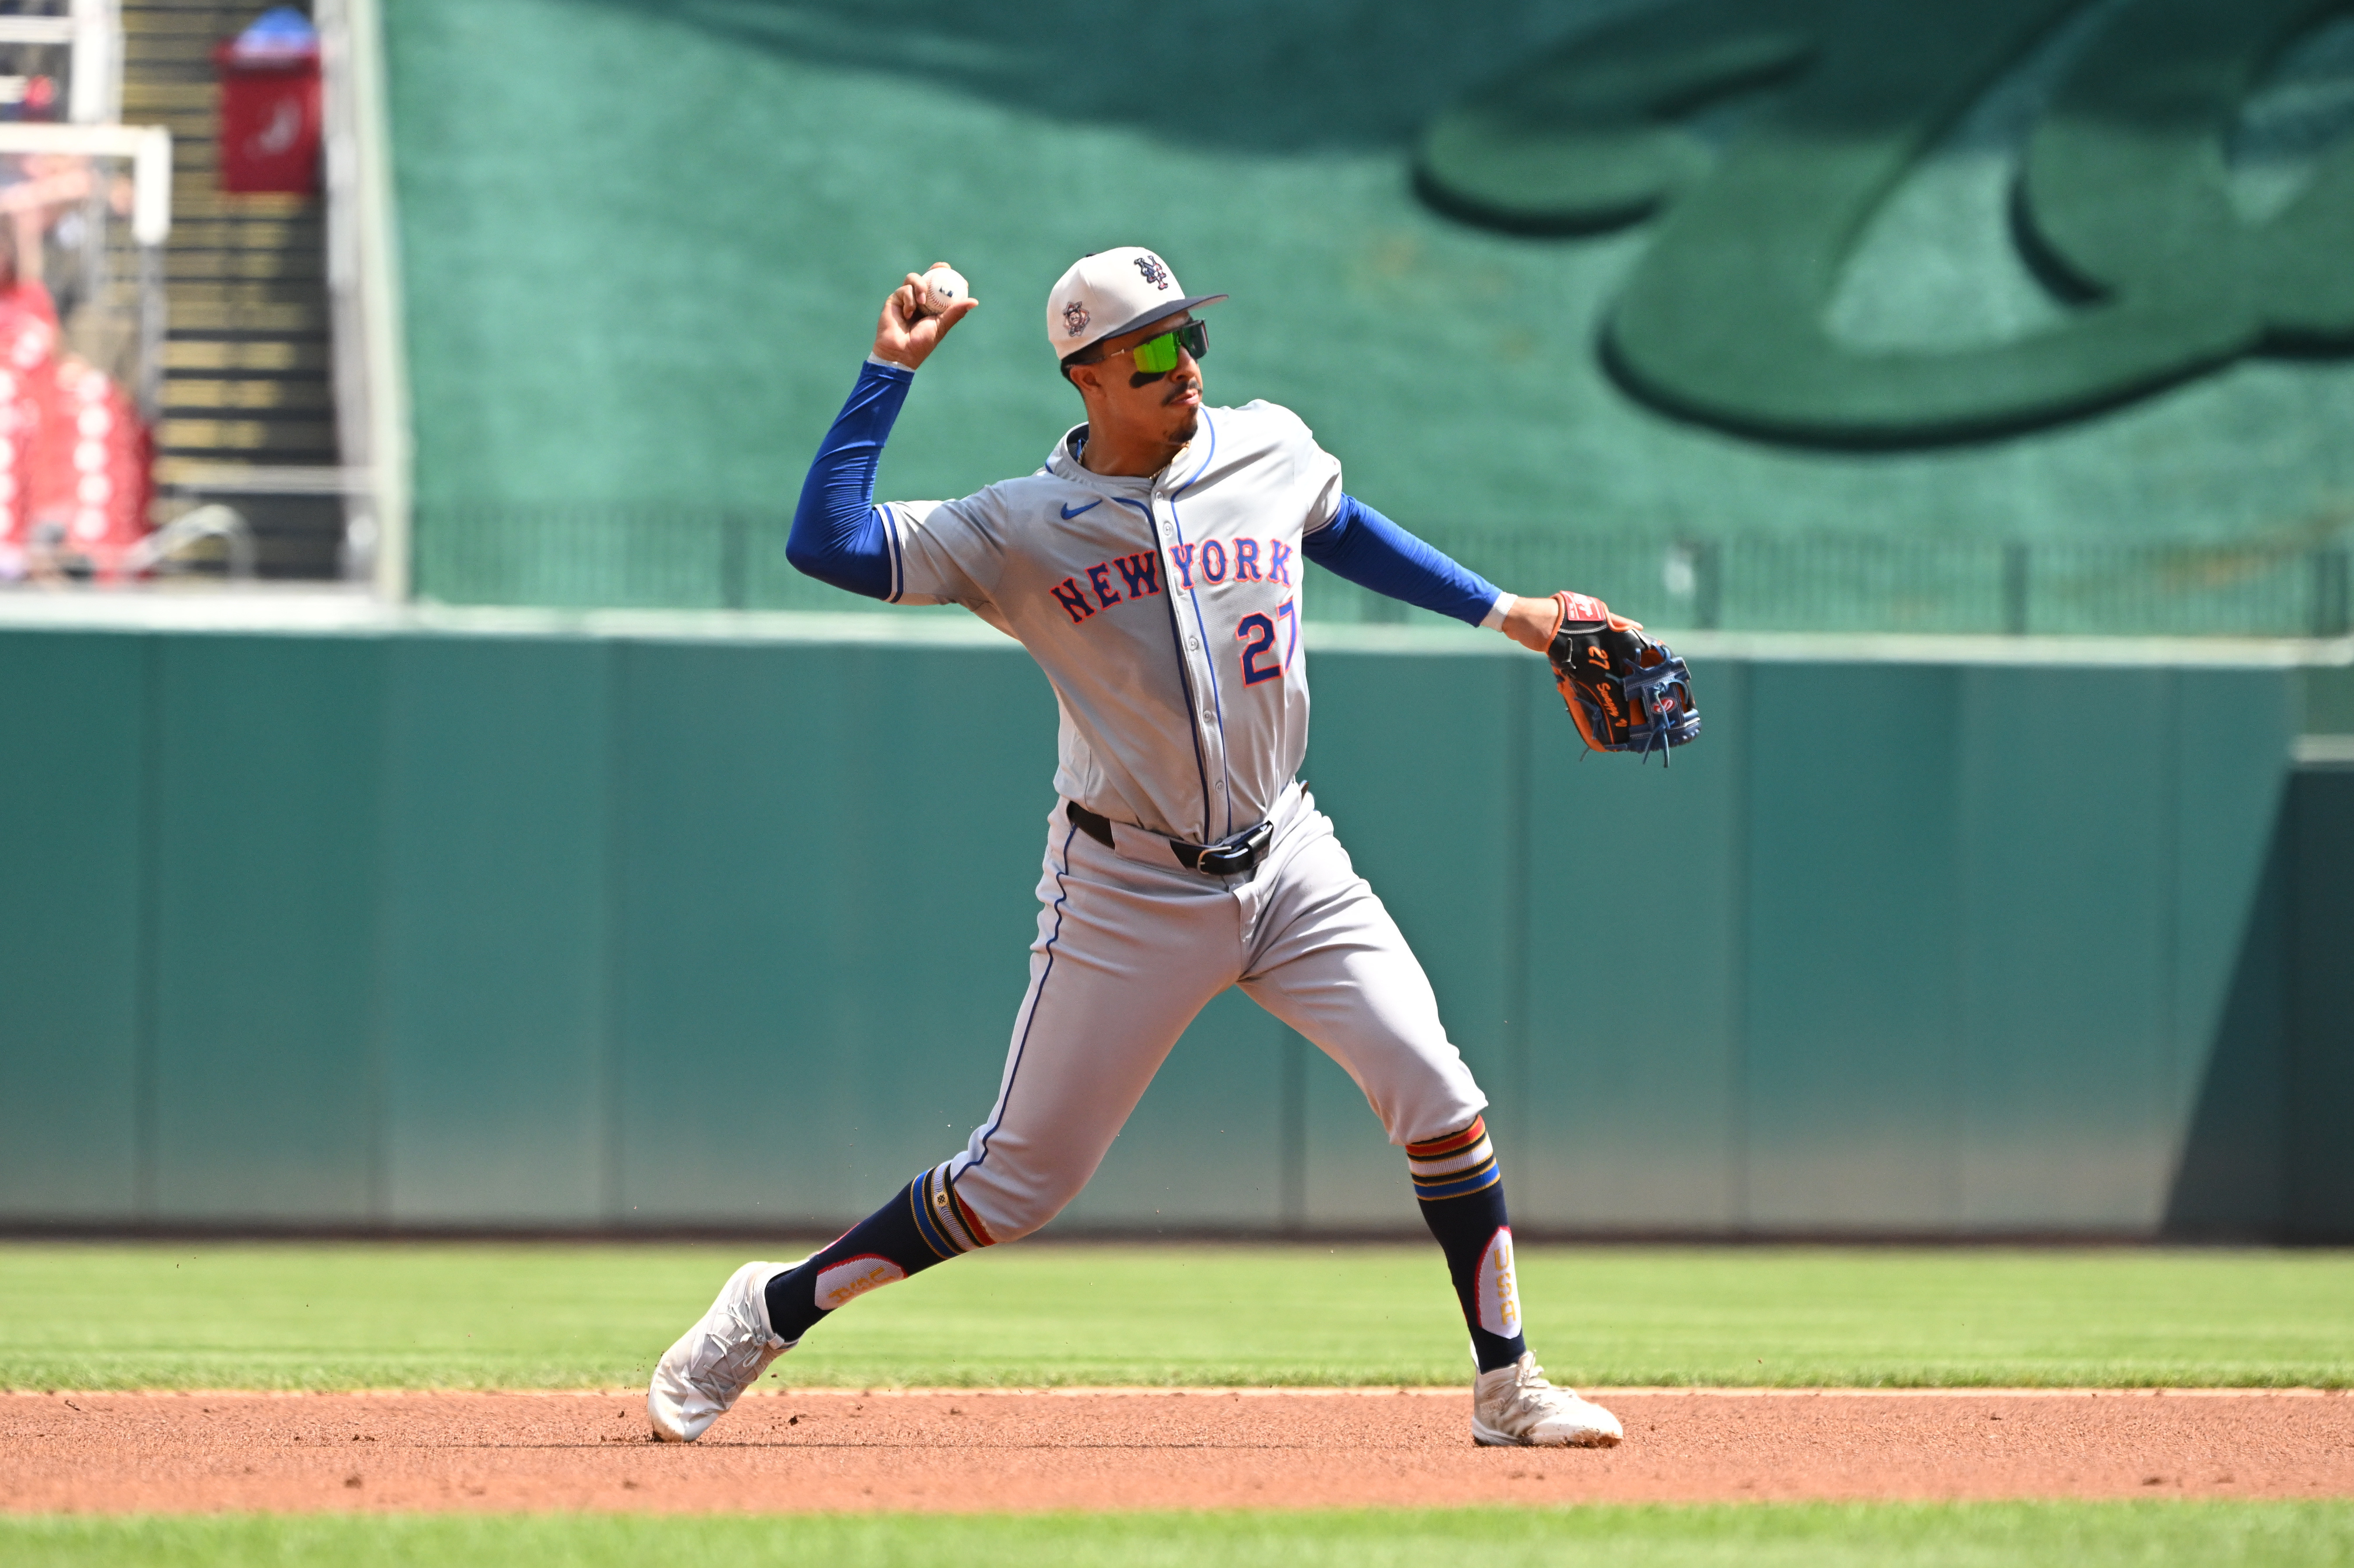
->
[919,264,969,316]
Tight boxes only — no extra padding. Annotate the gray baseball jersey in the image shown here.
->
[881,399,1337,846]
[864,389,1484,1251]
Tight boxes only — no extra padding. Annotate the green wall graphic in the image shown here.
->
[383,0,2354,613]
[1417,0,2354,444]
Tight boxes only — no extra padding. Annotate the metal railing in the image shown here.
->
[411,506,2354,640]
[1346,528,2354,640]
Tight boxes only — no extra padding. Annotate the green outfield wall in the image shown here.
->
[0,622,2347,1238]
[380,0,2354,625]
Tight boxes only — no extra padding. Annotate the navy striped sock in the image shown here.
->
[762,1163,993,1344]
[1408,1116,1528,1373]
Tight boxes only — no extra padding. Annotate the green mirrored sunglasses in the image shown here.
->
[1124,319,1209,374]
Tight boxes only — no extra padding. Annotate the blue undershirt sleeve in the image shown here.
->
[786,358,915,600]
[1301,494,1502,627]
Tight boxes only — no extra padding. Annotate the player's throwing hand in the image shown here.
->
[873,263,978,370]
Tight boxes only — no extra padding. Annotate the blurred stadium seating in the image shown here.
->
[129,0,346,577]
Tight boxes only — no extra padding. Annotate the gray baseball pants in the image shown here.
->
[943,781,1488,1243]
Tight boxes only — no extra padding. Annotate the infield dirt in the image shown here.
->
[5,1389,2351,1513]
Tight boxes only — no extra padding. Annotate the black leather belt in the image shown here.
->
[1067,801,1275,877]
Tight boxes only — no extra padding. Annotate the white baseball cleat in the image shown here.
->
[647,1259,799,1442]
[1472,1352,1624,1448]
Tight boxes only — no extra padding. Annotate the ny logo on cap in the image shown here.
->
[1134,254,1170,289]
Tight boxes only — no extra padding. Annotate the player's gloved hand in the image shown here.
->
[1498,591,1641,652]
[1547,590,1644,638]
[1540,590,1703,762]
[874,265,979,371]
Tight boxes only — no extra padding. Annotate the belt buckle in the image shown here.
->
[1193,819,1273,877]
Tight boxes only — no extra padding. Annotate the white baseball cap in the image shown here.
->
[1044,247,1227,362]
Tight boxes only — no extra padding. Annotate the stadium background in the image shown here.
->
[388,0,2354,631]
[1,0,2351,1241]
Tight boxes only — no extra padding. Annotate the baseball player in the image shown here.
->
[649,248,1653,1449]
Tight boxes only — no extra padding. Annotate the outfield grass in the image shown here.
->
[4,1242,2349,1391]
[3,1504,2350,1568]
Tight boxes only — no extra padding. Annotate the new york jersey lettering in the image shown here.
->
[1050,578,1095,622]
[1162,540,1301,597]
[1114,552,1160,598]
[1268,540,1294,587]
[880,401,1343,843]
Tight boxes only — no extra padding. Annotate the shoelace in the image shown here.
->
[1506,1362,1580,1419]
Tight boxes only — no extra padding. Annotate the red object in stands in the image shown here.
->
[0,280,153,583]
[26,362,153,581]
[214,41,320,194]
[0,283,59,572]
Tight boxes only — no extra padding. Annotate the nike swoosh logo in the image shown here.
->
[1060,500,1101,519]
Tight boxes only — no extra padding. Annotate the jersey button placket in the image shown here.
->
[1157,491,1226,839]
